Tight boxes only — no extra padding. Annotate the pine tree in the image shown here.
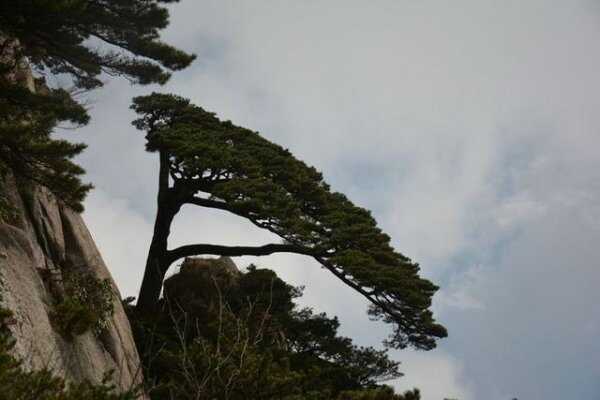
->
[0,0,195,90]
[131,93,447,350]
[0,0,195,211]
[0,83,91,211]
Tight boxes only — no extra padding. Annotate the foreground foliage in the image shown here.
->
[128,259,420,400]
[0,0,195,91]
[0,0,194,211]
[0,84,91,211]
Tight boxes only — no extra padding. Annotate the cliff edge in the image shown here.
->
[0,173,143,392]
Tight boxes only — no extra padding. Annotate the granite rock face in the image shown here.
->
[0,173,143,393]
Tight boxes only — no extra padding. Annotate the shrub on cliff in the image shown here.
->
[51,271,114,338]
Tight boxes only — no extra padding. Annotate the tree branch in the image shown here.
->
[314,255,404,324]
[184,196,297,238]
[185,196,231,212]
[181,197,398,318]
[165,243,314,265]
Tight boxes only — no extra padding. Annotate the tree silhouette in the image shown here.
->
[0,0,195,91]
[131,93,447,350]
[0,0,195,210]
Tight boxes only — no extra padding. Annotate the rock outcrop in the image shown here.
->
[178,256,240,277]
[163,257,241,312]
[0,173,143,393]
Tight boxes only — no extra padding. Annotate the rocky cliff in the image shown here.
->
[0,172,143,393]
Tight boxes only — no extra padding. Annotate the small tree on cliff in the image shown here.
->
[0,0,195,211]
[131,93,447,350]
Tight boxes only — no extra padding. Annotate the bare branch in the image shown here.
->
[165,243,314,265]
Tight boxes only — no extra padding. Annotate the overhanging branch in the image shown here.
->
[313,256,406,327]
[182,197,401,322]
[165,243,314,265]
[185,195,285,235]
[185,196,233,212]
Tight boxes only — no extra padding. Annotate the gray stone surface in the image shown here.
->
[0,173,144,393]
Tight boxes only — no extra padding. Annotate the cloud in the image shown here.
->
[440,203,600,399]
[436,264,487,312]
[393,350,473,400]
[83,189,152,298]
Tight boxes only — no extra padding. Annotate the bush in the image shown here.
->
[0,193,12,224]
[0,176,17,225]
[51,298,97,338]
[337,388,421,400]
[52,272,114,338]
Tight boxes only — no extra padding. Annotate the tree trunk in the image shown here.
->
[136,202,176,310]
[136,151,176,311]
[136,252,168,311]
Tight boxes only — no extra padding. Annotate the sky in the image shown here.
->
[67,1,600,399]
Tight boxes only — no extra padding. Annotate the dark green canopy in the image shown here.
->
[132,93,447,350]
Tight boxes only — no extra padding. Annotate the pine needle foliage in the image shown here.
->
[0,0,195,90]
[0,84,91,211]
[0,0,195,211]
[131,93,447,350]
[51,271,114,338]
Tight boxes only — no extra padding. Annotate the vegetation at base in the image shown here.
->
[51,271,114,339]
[0,293,137,399]
[131,93,446,350]
[0,0,195,211]
[127,260,421,400]
[338,388,420,400]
